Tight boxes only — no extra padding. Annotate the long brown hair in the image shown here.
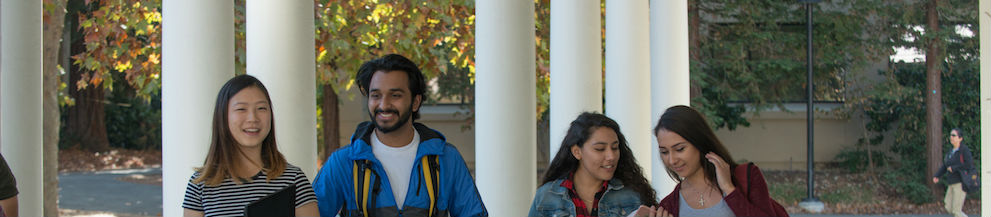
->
[543,112,658,205]
[193,75,287,186]
[654,105,737,193]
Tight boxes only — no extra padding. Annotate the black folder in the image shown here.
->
[244,185,296,217]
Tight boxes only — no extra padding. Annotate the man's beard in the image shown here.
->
[370,106,414,134]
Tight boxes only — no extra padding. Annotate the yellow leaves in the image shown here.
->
[147,53,160,65]
[144,11,162,23]
[334,14,348,27]
[81,19,94,28]
[371,4,391,23]
[114,60,133,72]
[317,48,329,62]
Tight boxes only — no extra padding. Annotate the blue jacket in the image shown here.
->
[314,122,488,217]
[528,178,641,217]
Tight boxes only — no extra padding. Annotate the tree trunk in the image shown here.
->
[42,0,67,215]
[688,0,702,99]
[924,0,944,199]
[65,73,110,152]
[320,84,340,162]
[64,21,110,151]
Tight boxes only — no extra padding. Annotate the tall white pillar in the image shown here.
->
[549,0,603,159]
[606,0,652,182]
[0,0,42,215]
[649,0,690,195]
[162,0,233,215]
[476,1,536,216]
[246,1,317,178]
[979,0,989,214]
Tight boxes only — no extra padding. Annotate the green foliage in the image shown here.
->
[820,184,876,204]
[768,181,804,205]
[882,167,934,204]
[860,0,980,200]
[311,0,475,95]
[72,0,162,101]
[835,147,890,173]
[690,0,885,130]
[866,57,980,204]
[105,73,162,150]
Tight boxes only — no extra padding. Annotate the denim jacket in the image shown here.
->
[528,178,642,217]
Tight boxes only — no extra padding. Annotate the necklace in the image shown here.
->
[698,191,705,207]
[684,181,710,207]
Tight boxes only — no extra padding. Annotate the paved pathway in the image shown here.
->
[58,167,162,216]
[793,215,973,217]
[56,169,979,217]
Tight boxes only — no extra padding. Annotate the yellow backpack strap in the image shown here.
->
[421,155,440,217]
[353,160,371,217]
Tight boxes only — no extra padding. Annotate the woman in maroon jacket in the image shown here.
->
[636,105,787,217]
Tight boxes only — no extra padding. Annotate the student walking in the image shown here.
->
[528,112,656,217]
[182,75,318,217]
[313,54,487,217]
[933,128,974,217]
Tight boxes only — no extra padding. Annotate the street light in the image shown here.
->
[798,0,824,213]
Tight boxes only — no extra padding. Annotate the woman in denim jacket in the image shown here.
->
[529,112,657,217]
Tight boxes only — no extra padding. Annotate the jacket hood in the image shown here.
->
[346,121,448,161]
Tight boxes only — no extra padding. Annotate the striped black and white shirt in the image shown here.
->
[183,164,317,217]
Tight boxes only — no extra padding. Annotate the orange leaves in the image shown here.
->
[313,0,475,89]
[70,0,161,97]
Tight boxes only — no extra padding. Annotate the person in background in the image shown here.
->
[182,75,318,217]
[528,112,657,217]
[933,128,973,217]
[0,153,16,217]
[637,105,787,217]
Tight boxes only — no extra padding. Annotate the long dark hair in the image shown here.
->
[194,74,287,186]
[542,112,658,205]
[654,105,737,192]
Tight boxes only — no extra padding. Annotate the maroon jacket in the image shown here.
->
[658,163,788,217]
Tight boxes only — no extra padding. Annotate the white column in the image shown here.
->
[246,1,317,177]
[161,0,233,215]
[549,0,603,159]
[606,0,652,182]
[649,0,690,195]
[0,0,42,215]
[980,0,990,214]
[476,1,536,216]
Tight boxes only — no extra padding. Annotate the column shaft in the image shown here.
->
[549,0,604,159]
[605,0,652,181]
[246,1,318,177]
[0,0,42,215]
[979,0,989,214]
[649,0,690,194]
[476,1,536,216]
[161,0,233,215]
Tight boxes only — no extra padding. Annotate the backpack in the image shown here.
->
[350,155,440,217]
[733,163,790,217]
[958,154,980,193]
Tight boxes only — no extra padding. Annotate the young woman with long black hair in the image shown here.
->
[529,112,657,217]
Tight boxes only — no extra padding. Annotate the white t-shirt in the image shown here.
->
[371,129,420,209]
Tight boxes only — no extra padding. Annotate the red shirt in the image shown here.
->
[561,174,609,217]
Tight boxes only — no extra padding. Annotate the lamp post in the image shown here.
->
[798,0,824,213]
